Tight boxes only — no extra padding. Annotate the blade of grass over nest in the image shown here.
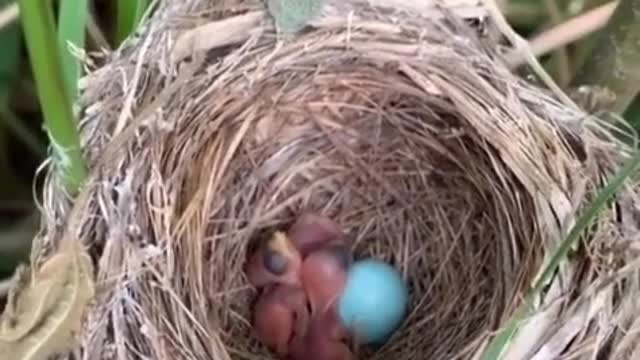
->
[480,149,640,360]
[570,0,640,114]
[18,0,87,194]
[116,0,148,44]
[57,0,89,99]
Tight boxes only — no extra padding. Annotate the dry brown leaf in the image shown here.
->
[0,239,95,360]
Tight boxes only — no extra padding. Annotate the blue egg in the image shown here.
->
[338,259,409,345]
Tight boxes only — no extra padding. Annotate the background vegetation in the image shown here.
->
[0,0,148,278]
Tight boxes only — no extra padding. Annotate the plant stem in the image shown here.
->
[18,0,87,195]
[134,0,150,26]
[116,0,148,44]
[570,0,640,114]
[58,0,89,99]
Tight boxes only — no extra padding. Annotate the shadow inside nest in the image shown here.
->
[161,82,548,360]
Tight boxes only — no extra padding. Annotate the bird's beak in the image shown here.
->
[261,231,302,284]
[268,231,298,260]
[266,232,301,270]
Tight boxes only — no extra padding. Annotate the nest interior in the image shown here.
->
[31,1,640,360]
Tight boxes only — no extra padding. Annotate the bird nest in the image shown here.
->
[22,0,640,359]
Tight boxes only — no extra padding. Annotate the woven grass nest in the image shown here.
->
[27,0,640,359]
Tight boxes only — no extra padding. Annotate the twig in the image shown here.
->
[506,1,618,68]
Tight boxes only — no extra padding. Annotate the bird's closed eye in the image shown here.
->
[263,250,289,275]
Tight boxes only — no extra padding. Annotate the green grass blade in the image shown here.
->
[18,0,87,194]
[116,0,135,44]
[480,149,640,360]
[116,0,148,44]
[134,0,150,27]
[57,0,89,99]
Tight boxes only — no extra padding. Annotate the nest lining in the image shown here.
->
[28,0,640,359]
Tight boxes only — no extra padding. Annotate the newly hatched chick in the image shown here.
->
[289,213,356,360]
[288,306,354,360]
[252,284,310,358]
[300,243,352,313]
[246,231,303,288]
[287,213,350,257]
[249,213,354,359]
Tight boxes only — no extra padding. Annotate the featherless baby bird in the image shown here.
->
[287,213,350,257]
[252,283,310,357]
[246,231,303,288]
[247,213,357,359]
[288,305,354,360]
[300,243,351,314]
